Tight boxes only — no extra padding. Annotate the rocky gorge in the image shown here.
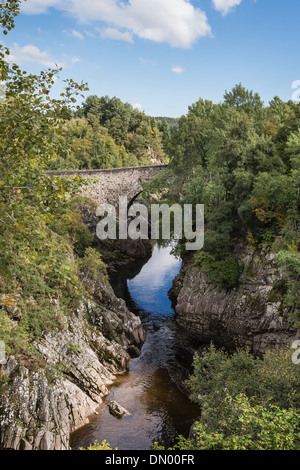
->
[0,204,298,450]
[170,246,299,355]
[0,267,145,450]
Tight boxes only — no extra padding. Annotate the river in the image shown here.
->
[71,244,204,450]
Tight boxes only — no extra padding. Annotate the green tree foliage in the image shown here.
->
[49,94,168,170]
[154,395,300,450]
[194,252,243,289]
[224,82,266,131]
[79,440,115,450]
[49,116,136,169]
[158,117,171,153]
[187,344,300,411]
[268,96,291,129]
[250,173,297,228]
[152,116,179,134]
[286,128,300,184]
[79,247,108,284]
[154,345,300,450]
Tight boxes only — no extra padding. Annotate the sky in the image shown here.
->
[2,0,300,117]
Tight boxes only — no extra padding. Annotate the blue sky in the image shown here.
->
[3,0,300,117]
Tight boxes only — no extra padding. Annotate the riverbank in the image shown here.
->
[169,246,298,354]
[0,262,145,450]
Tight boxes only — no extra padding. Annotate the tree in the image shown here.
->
[286,129,300,185]
[77,94,167,166]
[168,112,208,175]
[154,345,300,450]
[250,173,297,229]
[224,83,264,114]
[154,396,300,450]
[159,117,171,152]
[188,98,214,119]
[268,96,291,127]
[0,0,90,355]
[224,83,266,133]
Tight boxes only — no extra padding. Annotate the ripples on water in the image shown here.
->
[71,244,203,450]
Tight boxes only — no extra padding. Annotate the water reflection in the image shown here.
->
[71,244,202,451]
[128,244,181,316]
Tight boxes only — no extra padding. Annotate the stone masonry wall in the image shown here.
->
[47,165,168,208]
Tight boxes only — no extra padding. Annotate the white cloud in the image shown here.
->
[72,29,84,40]
[21,0,212,49]
[101,28,134,44]
[71,57,81,63]
[139,58,157,66]
[21,0,62,14]
[9,43,63,68]
[171,65,185,74]
[132,103,143,111]
[212,0,242,15]
[85,30,96,38]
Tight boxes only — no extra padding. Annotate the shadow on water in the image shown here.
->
[71,244,205,450]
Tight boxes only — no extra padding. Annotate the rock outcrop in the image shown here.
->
[81,198,153,263]
[170,248,298,354]
[0,278,145,450]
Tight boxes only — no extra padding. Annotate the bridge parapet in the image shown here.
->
[47,164,168,208]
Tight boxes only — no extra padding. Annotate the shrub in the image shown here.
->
[155,395,300,450]
[0,310,13,355]
[194,252,243,289]
[0,230,84,359]
[79,248,108,283]
[154,345,300,451]
[48,198,95,257]
[79,440,115,450]
[187,344,300,412]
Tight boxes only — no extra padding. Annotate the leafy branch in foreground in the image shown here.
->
[0,0,92,358]
[79,440,116,450]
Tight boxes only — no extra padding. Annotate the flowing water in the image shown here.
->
[71,244,204,450]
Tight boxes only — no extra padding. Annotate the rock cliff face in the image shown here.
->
[170,248,298,354]
[0,278,145,450]
[81,198,153,263]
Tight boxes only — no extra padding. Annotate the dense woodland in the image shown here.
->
[48,95,169,170]
[0,1,299,451]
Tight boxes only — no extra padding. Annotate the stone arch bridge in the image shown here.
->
[47,165,168,208]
